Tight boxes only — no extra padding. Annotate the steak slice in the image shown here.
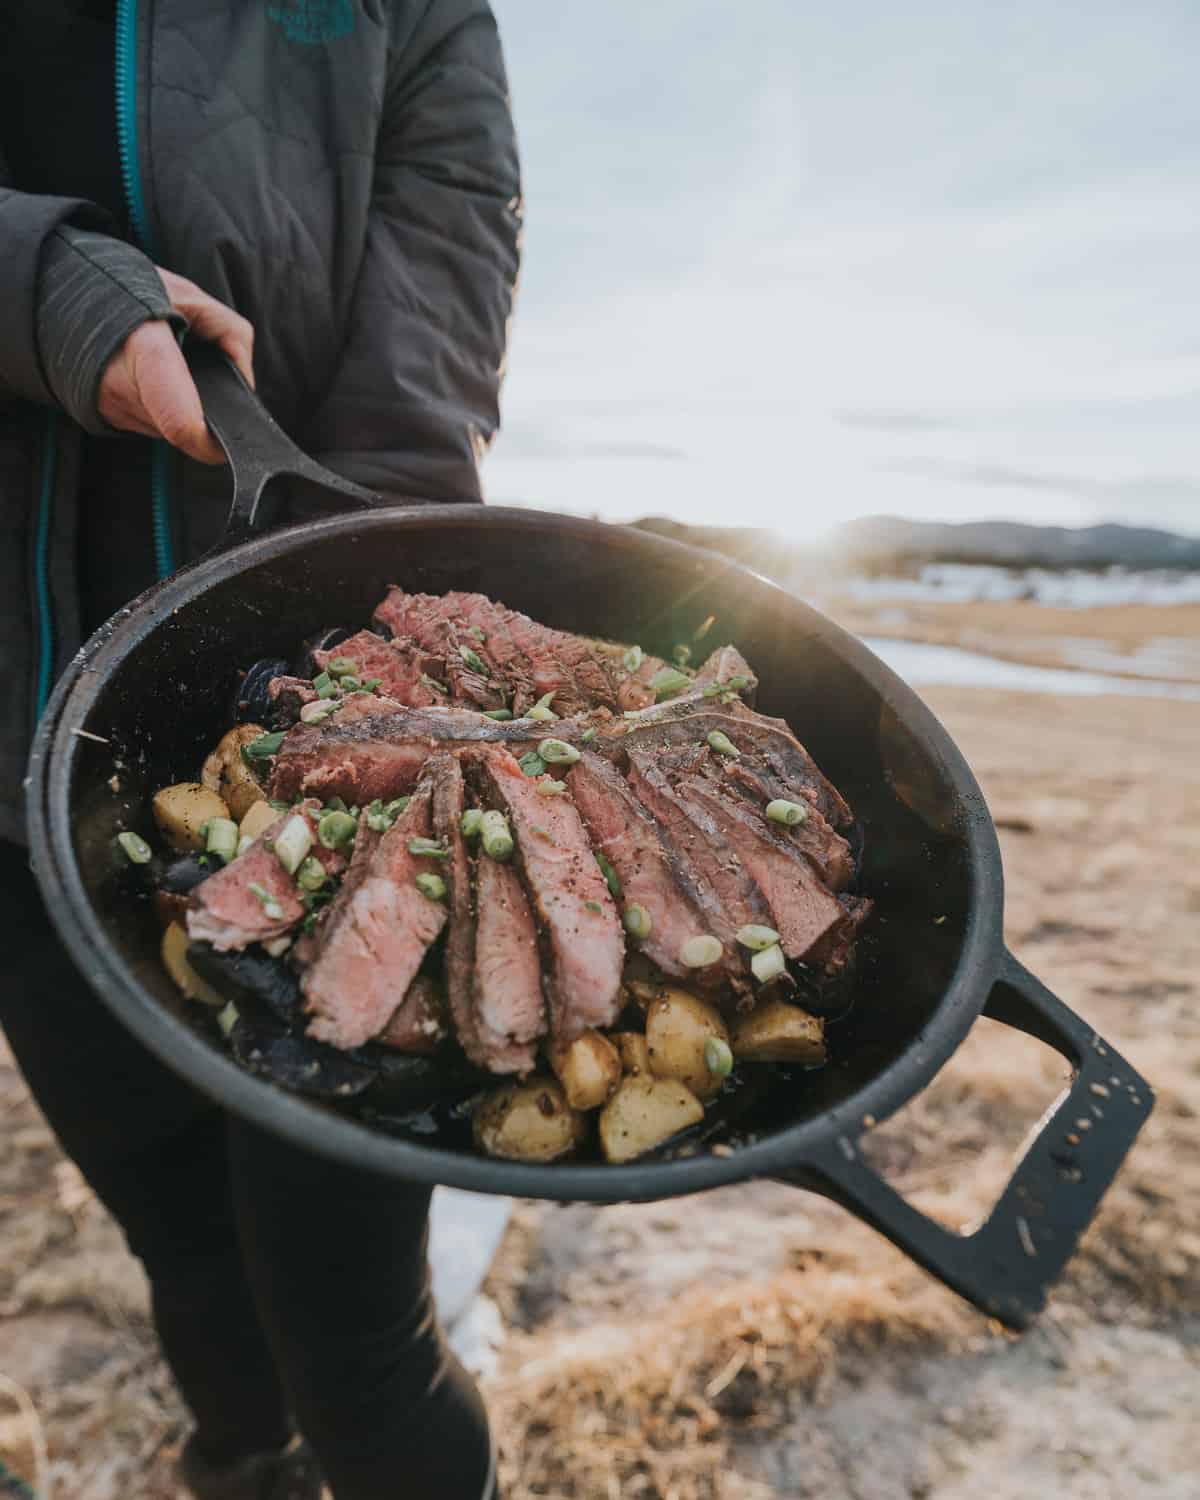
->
[376,975,447,1054]
[666,753,847,964]
[469,746,624,1040]
[368,592,506,710]
[473,853,544,1073]
[428,754,482,1064]
[268,704,534,804]
[692,644,757,696]
[313,629,445,708]
[711,757,854,891]
[301,783,448,1049]
[566,751,736,989]
[267,675,318,724]
[186,801,337,952]
[624,747,769,961]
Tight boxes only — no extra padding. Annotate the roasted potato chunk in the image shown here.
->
[548,1030,622,1111]
[473,1079,587,1163]
[160,923,226,1007]
[732,1000,826,1064]
[238,798,278,844]
[644,987,731,1101]
[203,724,269,821]
[599,1076,704,1163]
[152,782,230,852]
[613,1031,653,1078]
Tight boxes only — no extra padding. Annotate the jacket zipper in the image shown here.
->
[32,412,61,719]
[116,0,176,581]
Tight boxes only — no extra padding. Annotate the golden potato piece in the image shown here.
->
[644,987,731,1101]
[548,1030,622,1111]
[238,799,278,844]
[152,782,230,852]
[599,1076,704,1164]
[732,1000,826,1064]
[473,1078,587,1163]
[613,1031,652,1078]
[202,724,268,822]
[161,922,226,1007]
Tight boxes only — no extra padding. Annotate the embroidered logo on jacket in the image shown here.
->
[266,0,355,44]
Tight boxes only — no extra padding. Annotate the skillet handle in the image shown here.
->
[771,950,1153,1329]
[186,340,383,547]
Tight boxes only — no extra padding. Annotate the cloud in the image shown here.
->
[882,457,1200,507]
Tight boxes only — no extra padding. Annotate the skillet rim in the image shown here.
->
[27,506,1004,1202]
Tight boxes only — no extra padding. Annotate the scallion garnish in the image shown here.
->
[480,810,514,862]
[247,882,285,921]
[241,730,286,764]
[595,851,621,899]
[623,903,652,940]
[706,730,740,758]
[326,657,359,678]
[622,644,643,674]
[539,738,580,766]
[415,872,447,901]
[317,810,357,850]
[117,831,153,865]
[518,751,547,778]
[408,837,449,859]
[484,708,513,720]
[458,644,489,676]
[460,808,484,838]
[766,798,808,826]
[273,815,313,875]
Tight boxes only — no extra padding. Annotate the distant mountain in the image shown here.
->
[630,515,1200,576]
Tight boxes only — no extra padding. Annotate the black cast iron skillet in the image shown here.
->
[27,347,1153,1330]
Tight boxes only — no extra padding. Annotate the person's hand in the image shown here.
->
[97,268,255,464]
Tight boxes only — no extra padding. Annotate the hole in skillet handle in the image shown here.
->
[769,950,1155,1330]
[185,340,383,554]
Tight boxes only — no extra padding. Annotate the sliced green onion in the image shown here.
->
[274,815,313,875]
[317,810,357,850]
[595,851,622,899]
[419,673,447,696]
[217,1001,240,1039]
[751,944,787,984]
[458,644,489,675]
[296,856,327,893]
[312,671,336,698]
[365,800,394,833]
[736,923,781,951]
[650,666,692,701]
[673,643,692,668]
[268,798,292,812]
[702,683,724,698]
[706,730,740,758]
[470,626,486,642]
[300,699,339,725]
[460,808,484,839]
[581,726,598,744]
[363,678,383,694]
[704,1036,734,1078]
[622,644,643,674]
[539,738,580,766]
[324,796,348,813]
[679,934,722,968]
[766,798,808,827]
[623,903,652,941]
[518,751,547,777]
[408,837,449,859]
[117,831,153,865]
[584,899,602,914]
[385,797,410,818]
[205,817,239,864]
[725,674,752,691]
[480,810,514,862]
[241,730,286,764]
[415,872,447,901]
[527,692,558,722]
[536,779,567,796]
[326,657,359,678]
[337,674,361,692]
[247,882,285,921]
[484,708,513,720]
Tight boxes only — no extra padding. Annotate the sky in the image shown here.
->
[483,1,1200,539]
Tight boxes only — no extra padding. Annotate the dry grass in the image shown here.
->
[3,669,1198,1497]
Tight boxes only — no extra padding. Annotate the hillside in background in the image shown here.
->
[631,515,1200,580]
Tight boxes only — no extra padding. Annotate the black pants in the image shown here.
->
[0,842,493,1499]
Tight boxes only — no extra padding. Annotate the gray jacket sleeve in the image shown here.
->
[306,0,522,502]
[0,183,179,431]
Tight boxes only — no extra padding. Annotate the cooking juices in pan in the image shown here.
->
[120,587,873,1165]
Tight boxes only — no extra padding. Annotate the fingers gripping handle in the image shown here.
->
[774,951,1154,1328]
[185,341,381,546]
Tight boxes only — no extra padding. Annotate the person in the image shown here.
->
[0,3,521,1497]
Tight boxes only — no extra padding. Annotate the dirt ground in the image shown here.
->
[2,671,1197,1498]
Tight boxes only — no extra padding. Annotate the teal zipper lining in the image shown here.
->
[116,0,175,579]
[33,412,61,719]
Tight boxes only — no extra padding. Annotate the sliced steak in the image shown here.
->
[469,746,624,1040]
[268,675,318,724]
[301,784,448,1049]
[692,644,757,695]
[712,757,854,890]
[368,591,506,710]
[624,747,769,962]
[566,751,736,989]
[473,853,544,1073]
[313,629,445,708]
[269,704,533,804]
[809,893,873,982]
[428,754,482,1064]
[667,754,846,963]
[375,975,447,1054]
[186,802,337,952]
